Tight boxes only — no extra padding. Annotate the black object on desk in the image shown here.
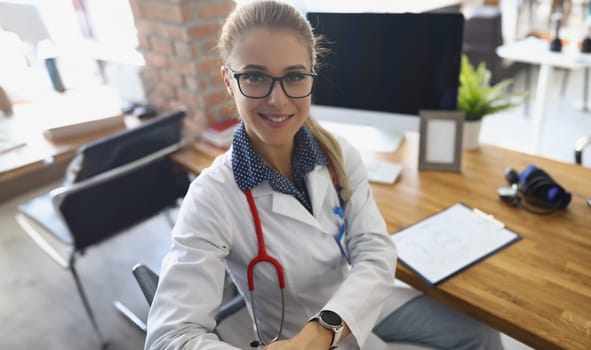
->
[121,102,158,119]
[549,12,563,52]
[0,86,13,116]
[133,104,158,119]
[44,57,66,93]
[583,15,591,53]
[581,38,591,53]
[499,165,571,215]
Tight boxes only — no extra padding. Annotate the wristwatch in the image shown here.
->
[309,310,344,349]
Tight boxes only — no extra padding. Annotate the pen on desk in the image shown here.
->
[0,141,26,154]
[472,208,505,229]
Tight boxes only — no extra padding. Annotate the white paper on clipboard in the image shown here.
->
[390,203,521,286]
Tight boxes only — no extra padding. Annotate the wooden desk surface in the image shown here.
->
[172,133,591,350]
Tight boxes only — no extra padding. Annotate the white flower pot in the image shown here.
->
[463,120,482,150]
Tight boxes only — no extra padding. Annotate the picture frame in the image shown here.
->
[418,110,464,172]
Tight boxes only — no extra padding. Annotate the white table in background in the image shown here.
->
[496,37,591,151]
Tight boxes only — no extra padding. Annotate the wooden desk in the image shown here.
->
[173,133,591,350]
[0,109,141,202]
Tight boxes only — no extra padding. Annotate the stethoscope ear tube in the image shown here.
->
[244,189,286,290]
[244,189,286,346]
[250,289,285,347]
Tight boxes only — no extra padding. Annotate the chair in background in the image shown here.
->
[575,135,591,165]
[132,264,246,336]
[15,111,190,348]
[575,135,591,206]
[462,6,505,85]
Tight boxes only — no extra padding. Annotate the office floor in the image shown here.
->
[1,65,588,349]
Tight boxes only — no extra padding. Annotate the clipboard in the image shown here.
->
[390,203,521,286]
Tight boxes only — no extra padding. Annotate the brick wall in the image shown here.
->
[129,0,235,141]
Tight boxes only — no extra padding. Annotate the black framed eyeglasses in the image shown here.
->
[226,66,317,99]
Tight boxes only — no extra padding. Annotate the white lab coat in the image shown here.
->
[146,136,420,350]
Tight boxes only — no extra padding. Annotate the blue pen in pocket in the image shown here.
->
[333,206,351,265]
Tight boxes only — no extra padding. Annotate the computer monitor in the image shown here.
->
[306,12,464,151]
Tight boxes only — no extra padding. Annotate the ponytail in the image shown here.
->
[304,117,350,205]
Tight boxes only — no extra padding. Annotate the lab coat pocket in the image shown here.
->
[306,229,348,290]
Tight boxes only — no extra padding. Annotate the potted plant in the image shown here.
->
[457,55,525,150]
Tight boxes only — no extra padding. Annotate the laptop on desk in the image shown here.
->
[14,85,126,141]
[0,119,26,154]
[42,113,124,140]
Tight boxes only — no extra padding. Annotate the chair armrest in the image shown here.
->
[215,294,246,323]
[132,263,246,323]
[575,136,591,165]
[132,264,159,306]
[15,213,72,269]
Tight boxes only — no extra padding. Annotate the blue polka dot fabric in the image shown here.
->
[231,121,327,214]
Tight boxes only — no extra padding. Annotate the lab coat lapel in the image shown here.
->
[271,166,332,228]
[271,192,322,231]
[252,166,331,231]
[249,181,320,229]
[307,165,331,218]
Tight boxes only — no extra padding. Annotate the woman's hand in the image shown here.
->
[263,321,333,350]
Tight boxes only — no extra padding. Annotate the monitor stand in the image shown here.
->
[318,120,404,184]
[311,105,419,153]
[318,120,403,153]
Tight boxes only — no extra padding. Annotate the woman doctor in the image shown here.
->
[145,1,503,349]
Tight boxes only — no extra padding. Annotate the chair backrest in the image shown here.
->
[54,111,190,251]
[64,110,185,184]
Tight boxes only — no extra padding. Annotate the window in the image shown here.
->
[0,0,142,102]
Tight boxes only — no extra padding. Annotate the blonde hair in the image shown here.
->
[218,0,351,204]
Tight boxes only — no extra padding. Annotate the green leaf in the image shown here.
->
[457,54,527,121]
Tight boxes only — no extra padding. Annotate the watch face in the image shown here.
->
[320,310,342,326]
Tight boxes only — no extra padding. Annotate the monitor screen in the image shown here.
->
[307,12,464,118]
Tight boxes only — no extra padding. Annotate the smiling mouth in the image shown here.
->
[259,113,293,123]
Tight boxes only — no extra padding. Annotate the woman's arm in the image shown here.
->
[321,137,397,348]
[145,174,241,350]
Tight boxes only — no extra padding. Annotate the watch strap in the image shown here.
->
[309,311,343,348]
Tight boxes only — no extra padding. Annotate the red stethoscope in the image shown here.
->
[244,188,285,347]
[243,153,347,347]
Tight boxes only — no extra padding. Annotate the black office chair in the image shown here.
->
[15,111,190,348]
[575,135,591,165]
[132,264,246,339]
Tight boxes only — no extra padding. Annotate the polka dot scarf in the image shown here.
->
[231,121,327,214]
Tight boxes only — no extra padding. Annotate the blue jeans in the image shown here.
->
[373,295,503,350]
